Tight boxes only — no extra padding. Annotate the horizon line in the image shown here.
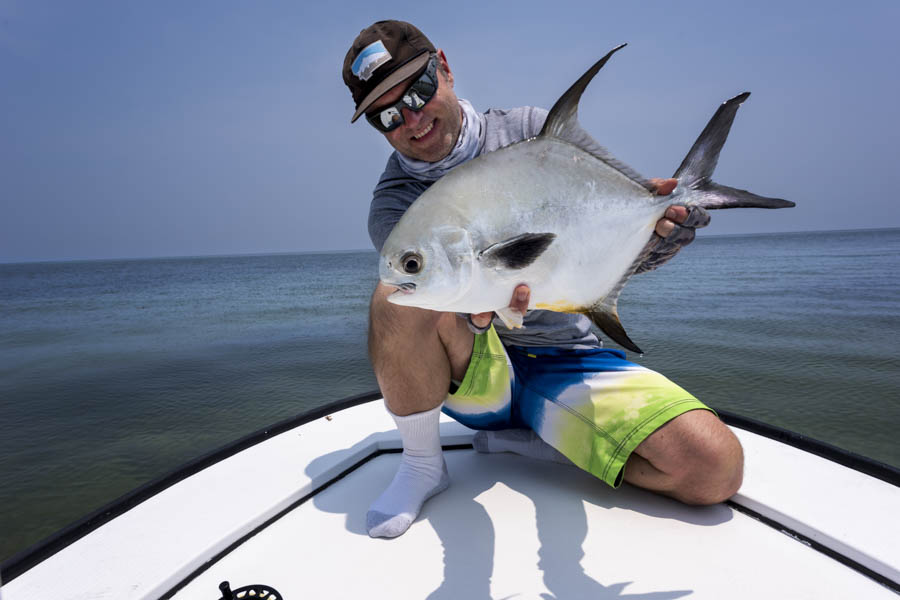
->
[2,225,898,266]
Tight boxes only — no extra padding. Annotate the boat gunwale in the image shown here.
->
[1,390,897,585]
[0,389,383,583]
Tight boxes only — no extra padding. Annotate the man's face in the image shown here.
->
[367,51,462,163]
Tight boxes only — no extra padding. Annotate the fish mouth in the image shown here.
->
[391,282,417,295]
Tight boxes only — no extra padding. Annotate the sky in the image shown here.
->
[1,0,898,262]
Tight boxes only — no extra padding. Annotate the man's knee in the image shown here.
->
[368,284,441,356]
[368,287,466,347]
[675,415,743,505]
[367,284,474,383]
[641,409,743,505]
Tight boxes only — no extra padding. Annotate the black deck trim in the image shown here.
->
[2,390,897,587]
[159,446,412,599]
[0,390,384,583]
[716,409,899,487]
[158,445,474,599]
[726,500,900,593]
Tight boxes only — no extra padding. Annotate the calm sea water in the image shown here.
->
[1,229,898,562]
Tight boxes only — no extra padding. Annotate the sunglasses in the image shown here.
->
[366,55,439,133]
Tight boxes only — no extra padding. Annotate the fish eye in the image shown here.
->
[400,252,423,274]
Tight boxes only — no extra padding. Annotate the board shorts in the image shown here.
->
[444,326,713,488]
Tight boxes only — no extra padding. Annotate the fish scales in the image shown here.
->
[408,136,667,313]
[380,44,794,352]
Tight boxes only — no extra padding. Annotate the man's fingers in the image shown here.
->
[511,284,530,313]
[655,218,675,238]
[665,205,688,223]
[649,177,677,196]
[656,205,711,237]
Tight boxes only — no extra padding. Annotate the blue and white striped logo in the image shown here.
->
[351,40,392,81]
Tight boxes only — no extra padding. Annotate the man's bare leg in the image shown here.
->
[474,411,742,505]
[369,283,474,416]
[623,409,743,504]
[365,282,474,538]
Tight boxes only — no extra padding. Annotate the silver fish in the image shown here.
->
[380,44,794,352]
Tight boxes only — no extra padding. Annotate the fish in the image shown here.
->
[379,44,795,353]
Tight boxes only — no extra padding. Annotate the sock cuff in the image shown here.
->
[384,401,443,422]
[385,402,444,455]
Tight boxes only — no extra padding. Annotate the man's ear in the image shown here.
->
[436,49,454,87]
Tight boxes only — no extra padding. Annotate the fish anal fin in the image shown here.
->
[586,305,642,354]
[478,233,556,270]
[587,249,646,353]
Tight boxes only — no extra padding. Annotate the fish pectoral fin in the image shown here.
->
[495,306,525,329]
[586,306,642,354]
[478,233,556,270]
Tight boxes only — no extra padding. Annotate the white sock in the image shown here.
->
[367,403,450,538]
[472,429,573,466]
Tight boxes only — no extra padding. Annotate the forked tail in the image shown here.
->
[674,93,795,210]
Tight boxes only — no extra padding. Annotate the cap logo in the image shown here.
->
[351,40,392,82]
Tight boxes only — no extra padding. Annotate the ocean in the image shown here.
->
[1,228,898,563]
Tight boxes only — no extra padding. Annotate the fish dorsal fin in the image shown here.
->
[539,44,654,193]
[478,232,556,270]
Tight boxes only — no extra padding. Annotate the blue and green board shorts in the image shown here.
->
[444,326,713,488]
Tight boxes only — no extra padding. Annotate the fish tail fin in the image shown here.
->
[674,92,795,210]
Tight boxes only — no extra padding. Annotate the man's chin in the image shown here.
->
[404,130,452,162]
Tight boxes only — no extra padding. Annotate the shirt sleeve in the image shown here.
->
[368,154,430,253]
[525,106,549,138]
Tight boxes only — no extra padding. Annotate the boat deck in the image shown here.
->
[3,398,898,599]
[172,449,896,599]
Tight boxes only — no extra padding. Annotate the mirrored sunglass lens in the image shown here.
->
[379,107,402,130]
[404,91,425,109]
[411,78,436,98]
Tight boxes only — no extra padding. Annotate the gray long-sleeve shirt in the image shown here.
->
[368,106,600,349]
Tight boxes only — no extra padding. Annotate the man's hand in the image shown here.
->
[470,284,530,330]
[641,177,711,274]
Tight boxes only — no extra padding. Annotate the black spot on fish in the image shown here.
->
[478,233,556,270]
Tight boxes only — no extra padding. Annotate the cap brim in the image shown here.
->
[350,52,431,123]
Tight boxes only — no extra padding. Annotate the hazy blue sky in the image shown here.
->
[2,0,898,262]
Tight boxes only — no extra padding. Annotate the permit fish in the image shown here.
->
[379,44,795,353]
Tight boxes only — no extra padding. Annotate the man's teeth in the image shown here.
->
[413,122,434,140]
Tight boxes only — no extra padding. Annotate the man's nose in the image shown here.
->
[401,106,423,127]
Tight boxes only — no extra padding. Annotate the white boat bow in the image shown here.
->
[1,391,898,599]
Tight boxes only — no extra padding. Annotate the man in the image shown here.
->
[342,20,743,539]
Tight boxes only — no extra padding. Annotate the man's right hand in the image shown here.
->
[470,284,531,329]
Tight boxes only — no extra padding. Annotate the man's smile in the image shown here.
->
[412,120,436,140]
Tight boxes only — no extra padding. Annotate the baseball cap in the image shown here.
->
[342,20,436,123]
